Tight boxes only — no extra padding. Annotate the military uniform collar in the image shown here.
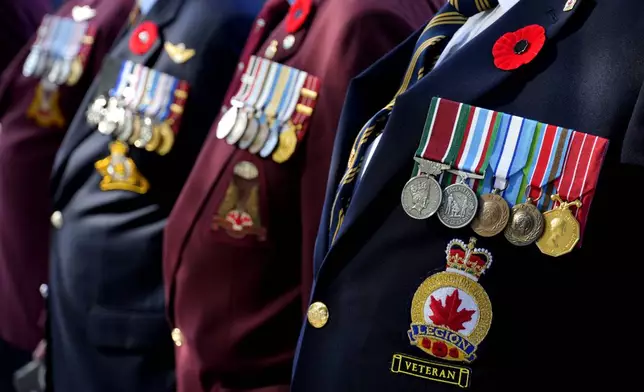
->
[499,0,521,10]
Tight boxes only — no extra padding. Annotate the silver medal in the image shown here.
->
[238,116,259,149]
[134,117,154,148]
[248,122,269,154]
[226,109,249,145]
[118,110,134,142]
[97,98,121,135]
[22,50,41,78]
[216,106,239,139]
[86,95,107,126]
[259,124,279,158]
[401,175,442,219]
[437,183,478,229]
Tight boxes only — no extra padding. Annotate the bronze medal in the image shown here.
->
[536,195,582,257]
[145,123,162,152]
[156,121,175,156]
[471,193,510,237]
[504,198,545,246]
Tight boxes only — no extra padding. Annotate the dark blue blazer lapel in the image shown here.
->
[313,29,422,273]
[51,0,185,188]
[324,0,586,264]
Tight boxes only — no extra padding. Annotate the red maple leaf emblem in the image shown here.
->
[429,289,476,332]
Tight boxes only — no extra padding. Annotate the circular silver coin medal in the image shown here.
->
[216,106,239,139]
[437,183,479,229]
[248,122,270,154]
[401,175,442,220]
[226,109,249,145]
[259,124,280,158]
[238,116,259,149]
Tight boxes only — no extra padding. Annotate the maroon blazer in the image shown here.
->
[163,0,442,390]
[0,0,135,352]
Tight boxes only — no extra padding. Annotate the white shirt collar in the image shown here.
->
[498,0,520,10]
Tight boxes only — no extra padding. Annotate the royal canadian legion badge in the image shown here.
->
[408,238,493,363]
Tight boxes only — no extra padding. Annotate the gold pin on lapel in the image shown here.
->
[164,42,196,64]
[563,0,577,11]
[72,5,97,22]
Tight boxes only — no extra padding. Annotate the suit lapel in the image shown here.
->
[51,0,185,182]
[326,0,586,260]
[314,29,423,269]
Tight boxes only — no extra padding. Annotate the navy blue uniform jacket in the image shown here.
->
[294,0,644,391]
[47,0,262,390]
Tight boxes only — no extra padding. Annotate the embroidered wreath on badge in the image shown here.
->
[492,24,546,71]
[286,0,312,34]
[408,238,494,363]
[129,21,159,55]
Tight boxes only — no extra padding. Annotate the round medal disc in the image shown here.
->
[118,110,134,142]
[145,124,162,152]
[134,118,154,149]
[535,208,580,257]
[504,202,545,246]
[438,183,478,229]
[67,57,83,86]
[401,175,442,220]
[272,125,298,163]
[249,122,270,155]
[156,122,175,156]
[129,116,142,144]
[238,117,259,149]
[471,193,510,237]
[216,106,238,139]
[259,126,280,158]
[226,110,249,145]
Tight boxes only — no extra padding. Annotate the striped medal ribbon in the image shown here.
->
[237,58,272,149]
[59,20,88,85]
[505,124,571,246]
[272,69,308,163]
[259,65,296,158]
[227,57,271,145]
[535,132,608,256]
[23,15,52,78]
[217,56,258,139]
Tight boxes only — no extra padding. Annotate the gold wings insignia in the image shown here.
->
[164,42,196,64]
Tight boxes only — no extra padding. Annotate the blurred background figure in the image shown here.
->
[0,0,51,73]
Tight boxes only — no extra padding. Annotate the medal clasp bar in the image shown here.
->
[414,157,449,177]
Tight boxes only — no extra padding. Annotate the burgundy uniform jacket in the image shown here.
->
[0,0,134,352]
[163,0,442,390]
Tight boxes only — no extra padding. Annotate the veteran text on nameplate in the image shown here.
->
[391,353,471,389]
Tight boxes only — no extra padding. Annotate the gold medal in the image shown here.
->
[67,57,83,86]
[156,121,175,156]
[536,195,582,257]
[471,192,510,237]
[145,123,162,152]
[272,123,298,163]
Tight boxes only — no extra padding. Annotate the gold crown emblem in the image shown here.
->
[445,237,493,281]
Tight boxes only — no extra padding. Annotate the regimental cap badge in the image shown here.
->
[445,238,493,282]
[95,141,150,194]
[407,238,494,365]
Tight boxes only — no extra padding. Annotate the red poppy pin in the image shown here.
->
[286,0,312,34]
[492,24,546,71]
[129,21,159,55]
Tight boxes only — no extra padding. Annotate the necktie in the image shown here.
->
[328,0,499,246]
